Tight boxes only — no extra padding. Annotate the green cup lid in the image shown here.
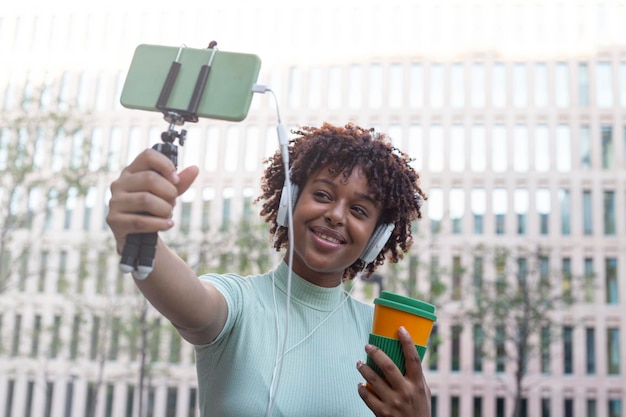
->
[374,291,437,322]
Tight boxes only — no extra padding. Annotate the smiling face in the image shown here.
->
[286,165,383,287]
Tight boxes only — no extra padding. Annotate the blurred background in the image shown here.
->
[1,0,625,416]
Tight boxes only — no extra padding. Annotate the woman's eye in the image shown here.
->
[352,206,368,217]
[313,191,331,200]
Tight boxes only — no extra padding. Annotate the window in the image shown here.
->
[63,187,77,230]
[180,188,195,235]
[562,257,572,302]
[606,257,619,304]
[50,315,61,359]
[427,188,443,234]
[513,125,529,172]
[201,187,214,232]
[563,325,574,374]
[90,316,101,360]
[471,63,485,108]
[221,187,234,232]
[408,63,424,108]
[513,63,528,108]
[620,62,626,107]
[542,398,551,417]
[587,399,597,417]
[578,62,589,107]
[492,63,507,107]
[328,66,342,109]
[451,324,462,371]
[495,325,506,372]
[31,315,42,357]
[450,64,465,108]
[559,188,571,235]
[57,251,68,292]
[541,325,551,374]
[514,189,528,235]
[586,327,596,374]
[348,65,363,109]
[564,398,574,417]
[493,189,507,235]
[105,384,114,417]
[496,397,506,417]
[449,125,465,172]
[224,127,239,172]
[70,315,80,359]
[450,396,460,417]
[368,64,383,108]
[534,125,550,171]
[428,125,444,172]
[473,324,484,372]
[287,66,301,108]
[584,257,595,303]
[166,387,178,417]
[580,125,592,169]
[537,188,550,235]
[601,125,614,169]
[452,257,462,301]
[597,62,614,108]
[492,124,507,172]
[429,64,445,108]
[389,63,404,108]
[427,325,439,371]
[603,191,616,235]
[450,188,464,234]
[608,399,622,417]
[407,125,423,171]
[203,127,219,171]
[607,328,621,375]
[107,126,122,172]
[583,190,593,235]
[555,63,570,107]
[150,318,161,360]
[471,188,486,234]
[188,388,197,417]
[308,68,322,108]
[11,314,22,356]
[534,63,549,107]
[83,187,96,231]
[556,125,572,172]
[471,125,486,172]
[108,318,120,360]
[37,251,49,292]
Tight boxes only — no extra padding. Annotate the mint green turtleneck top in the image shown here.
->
[195,261,374,416]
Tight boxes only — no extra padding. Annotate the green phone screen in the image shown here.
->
[120,44,262,122]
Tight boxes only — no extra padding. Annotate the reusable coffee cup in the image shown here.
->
[366,291,437,377]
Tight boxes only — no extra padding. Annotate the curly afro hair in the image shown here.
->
[256,122,427,279]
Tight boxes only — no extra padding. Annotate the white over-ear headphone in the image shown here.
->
[276,182,394,264]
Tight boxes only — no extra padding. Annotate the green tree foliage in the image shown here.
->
[457,244,580,417]
[0,83,98,293]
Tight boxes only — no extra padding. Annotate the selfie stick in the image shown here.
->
[119,42,218,280]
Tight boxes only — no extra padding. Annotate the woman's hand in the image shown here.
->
[357,326,431,417]
[106,148,199,254]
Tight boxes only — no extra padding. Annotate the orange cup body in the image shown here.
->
[372,304,435,346]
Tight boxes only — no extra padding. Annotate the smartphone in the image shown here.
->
[120,44,262,122]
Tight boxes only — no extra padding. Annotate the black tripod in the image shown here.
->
[119,42,217,279]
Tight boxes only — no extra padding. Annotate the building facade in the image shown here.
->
[1,2,625,417]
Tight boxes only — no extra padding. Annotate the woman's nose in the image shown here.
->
[324,202,346,226]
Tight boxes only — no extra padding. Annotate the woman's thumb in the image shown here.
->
[176,165,200,196]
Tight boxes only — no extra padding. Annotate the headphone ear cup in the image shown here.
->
[359,223,394,264]
[277,183,299,227]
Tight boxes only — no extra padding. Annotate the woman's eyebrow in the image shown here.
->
[311,178,378,205]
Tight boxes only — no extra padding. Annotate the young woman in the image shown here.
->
[106,123,430,416]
